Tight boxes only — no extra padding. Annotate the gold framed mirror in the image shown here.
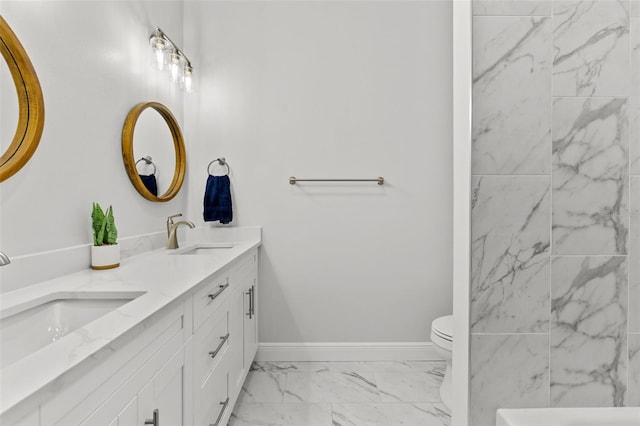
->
[0,16,45,182]
[122,102,186,202]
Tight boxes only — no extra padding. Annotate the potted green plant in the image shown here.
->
[90,202,119,269]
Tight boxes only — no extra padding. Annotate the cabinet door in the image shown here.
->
[243,278,258,369]
[138,347,185,426]
[81,340,185,426]
[229,286,246,397]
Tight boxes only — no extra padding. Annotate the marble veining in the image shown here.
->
[283,371,380,404]
[553,0,630,96]
[631,177,640,332]
[551,256,628,407]
[251,361,370,376]
[231,362,450,426]
[228,403,332,426]
[332,403,450,426]
[471,176,551,333]
[473,0,551,16]
[251,360,444,374]
[552,97,629,255]
[470,334,550,426]
[375,369,445,403]
[236,371,286,404]
[631,17,640,175]
[472,16,551,174]
[629,335,640,406]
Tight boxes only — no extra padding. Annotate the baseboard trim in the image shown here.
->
[256,342,441,362]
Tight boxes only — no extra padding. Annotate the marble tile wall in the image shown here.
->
[470,1,639,424]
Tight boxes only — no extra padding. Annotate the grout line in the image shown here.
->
[470,332,550,336]
[549,254,629,258]
[549,0,556,404]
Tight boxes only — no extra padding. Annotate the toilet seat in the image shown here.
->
[429,314,453,410]
[431,315,453,341]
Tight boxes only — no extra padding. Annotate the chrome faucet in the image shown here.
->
[0,250,10,266]
[167,219,195,249]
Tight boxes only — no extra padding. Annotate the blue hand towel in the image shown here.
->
[139,174,158,196]
[204,175,233,224]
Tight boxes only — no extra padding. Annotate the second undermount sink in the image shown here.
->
[173,243,234,255]
[0,291,144,369]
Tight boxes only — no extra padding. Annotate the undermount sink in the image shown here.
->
[173,243,234,255]
[0,291,144,369]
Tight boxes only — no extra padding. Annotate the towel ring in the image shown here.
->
[207,158,230,176]
[136,156,157,175]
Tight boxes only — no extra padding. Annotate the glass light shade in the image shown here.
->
[170,52,182,83]
[149,33,167,71]
[148,28,194,93]
[183,65,193,93]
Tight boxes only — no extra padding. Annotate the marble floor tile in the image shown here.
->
[228,402,332,426]
[283,371,380,403]
[553,0,630,96]
[631,177,640,333]
[364,361,446,373]
[236,371,286,404]
[252,361,371,376]
[551,256,628,407]
[470,334,549,426]
[552,97,629,255]
[331,403,450,426]
[471,176,551,333]
[374,370,444,403]
[629,335,640,406]
[472,16,551,174]
[631,17,640,175]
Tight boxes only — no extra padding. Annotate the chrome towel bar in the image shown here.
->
[289,177,384,185]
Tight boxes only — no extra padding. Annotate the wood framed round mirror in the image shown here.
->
[0,16,45,182]
[122,102,186,202]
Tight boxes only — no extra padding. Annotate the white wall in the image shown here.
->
[0,1,190,291]
[184,1,453,343]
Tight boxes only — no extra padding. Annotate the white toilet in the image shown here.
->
[430,315,453,409]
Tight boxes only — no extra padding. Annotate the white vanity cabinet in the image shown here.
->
[194,248,259,426]
[1,245,260,426]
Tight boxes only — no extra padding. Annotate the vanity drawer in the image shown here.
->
[194,300,229,382]
[194,274,230,329]
[195,355,229,426]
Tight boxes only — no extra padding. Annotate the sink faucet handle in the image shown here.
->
[167,213,183,236]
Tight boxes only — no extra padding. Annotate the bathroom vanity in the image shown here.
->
[0,229,260,426]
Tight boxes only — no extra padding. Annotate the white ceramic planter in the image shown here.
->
[90,244,120,270]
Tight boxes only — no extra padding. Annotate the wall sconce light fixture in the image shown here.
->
[149,28,193,93]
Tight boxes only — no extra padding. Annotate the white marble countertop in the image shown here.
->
[0,226,261,417]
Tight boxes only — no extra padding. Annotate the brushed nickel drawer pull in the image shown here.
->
[245,287,253,319]
[208,333,230,359]
[208,283,229,301]
[251,284,255,316]
[144,409,159,426]
[210,397,230,426]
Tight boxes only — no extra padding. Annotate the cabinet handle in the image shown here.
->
[208,283,229,301]
[144,409,159,426]
[210,397,230,426]
[208,333,230,359]
[250,284,255,317]
[245,287,253,319]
